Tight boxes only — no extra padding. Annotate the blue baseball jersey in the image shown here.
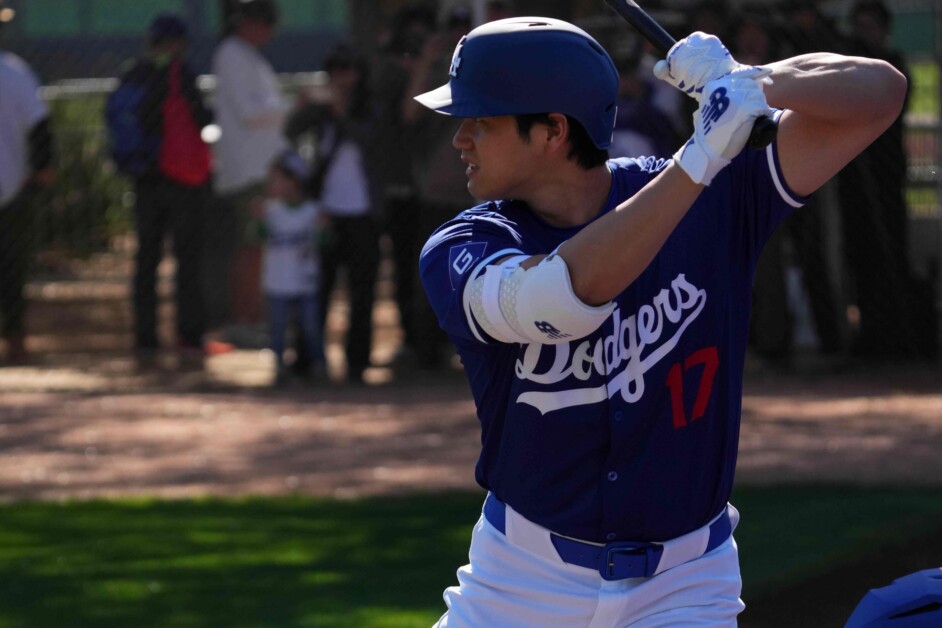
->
[420,130,807,543]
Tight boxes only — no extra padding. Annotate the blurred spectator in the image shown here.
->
[780,0,843,55]
[486,0,515,22]
[651,2,734,180]
[687,1,731,41]
[609,48,681,159]
[286,43,380,384]
[370,5,437,368]
[0,3,55,365]
[209,0,290,347]
[401,5,474,370]
[728,11,845,363]
[108,14,214,357]
[254,150,326,385]
[634,37,688,140]
[731,10,775,65]
[672,1,735,140]
[836,0,931,359]
[730,11,787,361]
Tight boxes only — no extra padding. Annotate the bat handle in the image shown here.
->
[748,115,777,149]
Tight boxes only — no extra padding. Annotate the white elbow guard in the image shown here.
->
[467,253,615,345]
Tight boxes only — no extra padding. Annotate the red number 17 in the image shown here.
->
[665,346,719,429]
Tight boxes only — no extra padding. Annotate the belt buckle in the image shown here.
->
[602,542,662,581]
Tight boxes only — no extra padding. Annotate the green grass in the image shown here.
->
[0,493,483,628]
[1,487,942,627]
[733,485,942,598]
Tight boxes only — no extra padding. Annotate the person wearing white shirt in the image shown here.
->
[206,0,290,345]
[254,150,325,384]
[0,3,55,364]
[285,43,380,384]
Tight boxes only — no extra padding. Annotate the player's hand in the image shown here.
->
[673,67,774,185]
[654,31,768,99]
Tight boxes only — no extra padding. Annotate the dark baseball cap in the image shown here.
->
[149,13,188,44]
[233,0,278,25]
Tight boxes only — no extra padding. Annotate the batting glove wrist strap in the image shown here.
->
[653,31,740,98]
[675,67,774,185]
[673,138,729,186]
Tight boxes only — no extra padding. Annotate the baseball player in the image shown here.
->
[415,17,906,627]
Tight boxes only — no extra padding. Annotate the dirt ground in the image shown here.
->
[2,336,941,502]
[6,240,938,500]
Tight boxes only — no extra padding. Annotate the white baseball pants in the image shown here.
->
[433,502,745,627]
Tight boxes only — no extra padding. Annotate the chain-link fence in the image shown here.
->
[0,0,939,380]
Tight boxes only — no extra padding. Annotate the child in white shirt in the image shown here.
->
[255,150,326,383]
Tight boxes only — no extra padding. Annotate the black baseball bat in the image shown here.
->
[602,0,778,150]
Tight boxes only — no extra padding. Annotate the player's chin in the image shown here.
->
[467,179,501,202]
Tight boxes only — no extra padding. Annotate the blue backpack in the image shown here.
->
[104,74,160,176]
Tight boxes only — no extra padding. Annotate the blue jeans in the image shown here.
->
[267,294,324,368]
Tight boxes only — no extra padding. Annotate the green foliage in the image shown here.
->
[35,94,133,257]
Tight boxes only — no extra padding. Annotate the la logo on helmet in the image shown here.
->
[449,36,467,78]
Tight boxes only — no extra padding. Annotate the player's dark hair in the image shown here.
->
[515,113,609,170]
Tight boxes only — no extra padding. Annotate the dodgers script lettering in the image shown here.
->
[514,274,707,414]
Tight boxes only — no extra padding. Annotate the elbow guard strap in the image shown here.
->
[467,253,615,345]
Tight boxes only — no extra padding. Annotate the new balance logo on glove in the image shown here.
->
[702,87,731,135]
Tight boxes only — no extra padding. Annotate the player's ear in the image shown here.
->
[542,113,569,154]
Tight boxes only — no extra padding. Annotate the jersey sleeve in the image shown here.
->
[722,109,810,265]
[419,208,526,344]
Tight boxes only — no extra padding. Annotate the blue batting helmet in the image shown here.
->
[845,568,942,627]
[414,17,620,149]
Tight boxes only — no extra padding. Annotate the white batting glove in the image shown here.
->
[653,31,769,99]
[673,67,774,185]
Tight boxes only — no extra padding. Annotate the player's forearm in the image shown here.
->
[764,54,907,125]
[559,164,702,306]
